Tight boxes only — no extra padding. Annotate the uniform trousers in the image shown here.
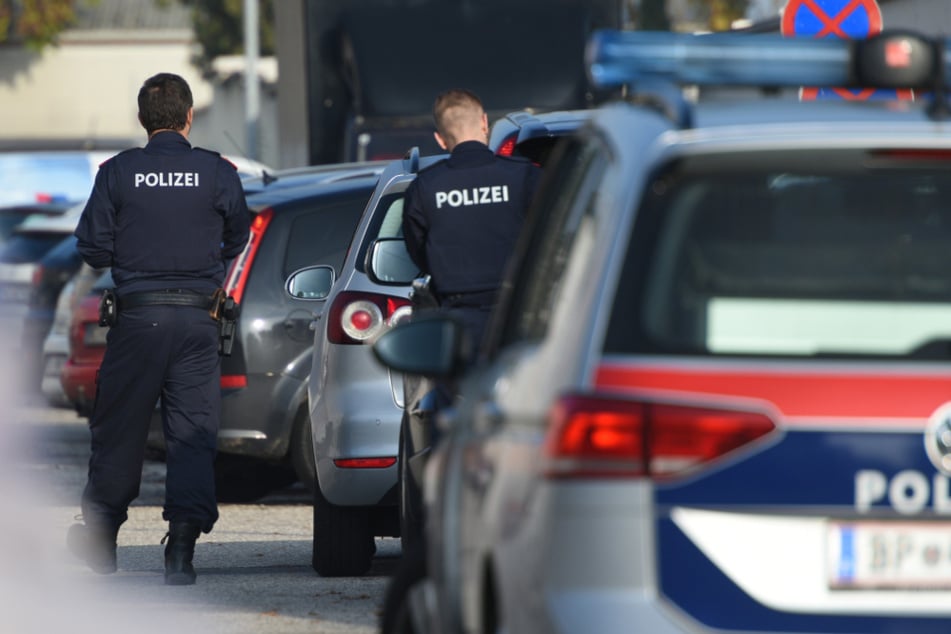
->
[81,304,220,533]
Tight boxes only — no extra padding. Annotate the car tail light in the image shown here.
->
[221,375,248,389]
[543,394,777,480]
[327,290,412,345]
[868,149,951,163]
[495,135,517,157]
[224,208,272,305]
[31,264,44,287]
[334,457,397,469]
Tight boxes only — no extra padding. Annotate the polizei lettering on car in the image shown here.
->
[434,185,509,209]
[134,172,200,187]
[855,470,951,514]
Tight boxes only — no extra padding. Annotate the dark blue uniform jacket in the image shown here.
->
[74,131,251,294]
[402,140,540,297]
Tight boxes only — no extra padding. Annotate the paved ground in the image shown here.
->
[2,400,399,634]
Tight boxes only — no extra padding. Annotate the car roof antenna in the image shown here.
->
[223,129,277,185]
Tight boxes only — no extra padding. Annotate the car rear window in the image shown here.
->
[608,149,951,360]
[0,231,70,264]
[283,192,371,278]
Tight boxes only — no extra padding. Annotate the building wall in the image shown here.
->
[0,32,280,168]
[0,32,207,143]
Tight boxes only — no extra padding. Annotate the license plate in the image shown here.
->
[827,520,951,590]
[83,323,109,346]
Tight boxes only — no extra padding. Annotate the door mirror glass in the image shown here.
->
[285,265,335,300]
[366,237,420,285]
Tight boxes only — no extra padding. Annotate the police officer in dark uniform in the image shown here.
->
[67,72,250,586]
[402,88,541,351]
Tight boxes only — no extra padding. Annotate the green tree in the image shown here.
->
[0,0,84,49]
[1,0,275,72]
[170,0,275,74]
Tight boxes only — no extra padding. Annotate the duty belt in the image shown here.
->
[118,289,216,311]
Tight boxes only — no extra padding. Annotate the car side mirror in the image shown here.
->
[285,265,335,300]
[366,237,420,285]
[372,314,468,378]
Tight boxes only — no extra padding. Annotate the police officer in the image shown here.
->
[67,73,250,586]
[402,88,541,350]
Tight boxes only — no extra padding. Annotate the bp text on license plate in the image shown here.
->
[828,520,951,589]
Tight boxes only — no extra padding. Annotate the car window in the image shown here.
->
[377,197,405,239]
[356,190,406,273]
[283,193,370,278]
[0,232,69,264]
[41,235,80,265]
[495,136,607,347]
[608,148,951,359]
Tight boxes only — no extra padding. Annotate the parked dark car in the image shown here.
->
[146,161,387,502]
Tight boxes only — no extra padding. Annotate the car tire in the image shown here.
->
[398,414,423,554]
[312,482,375,576]
[290,409,317,494]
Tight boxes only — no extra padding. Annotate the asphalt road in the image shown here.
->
[2,395,399,634]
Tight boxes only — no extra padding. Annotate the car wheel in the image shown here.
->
[290,408,317,494]
[312,482,375,576]
[399,413,423,554]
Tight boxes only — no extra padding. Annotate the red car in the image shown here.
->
[61,269,111,417]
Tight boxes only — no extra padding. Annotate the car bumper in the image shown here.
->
[312,376,402,506]
[60,359,97,415]
[148,373,306,461]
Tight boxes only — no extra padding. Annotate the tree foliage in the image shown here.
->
[0,0,275,71]
[171,0,275,73]
[0,0,82,49]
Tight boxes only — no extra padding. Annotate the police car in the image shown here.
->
[371,30,951,634]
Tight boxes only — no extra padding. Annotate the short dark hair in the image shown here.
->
[137,73,193,135]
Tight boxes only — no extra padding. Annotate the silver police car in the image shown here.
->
[373,30,951,634]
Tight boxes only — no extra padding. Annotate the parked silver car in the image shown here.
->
[304,151,435,576]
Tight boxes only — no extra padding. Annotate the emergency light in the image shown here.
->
[586,30,947,92]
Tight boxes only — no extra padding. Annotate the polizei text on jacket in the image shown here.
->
[134,172,200,187]
[434,185,509,209]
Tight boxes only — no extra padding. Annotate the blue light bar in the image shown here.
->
[586,30,950,90]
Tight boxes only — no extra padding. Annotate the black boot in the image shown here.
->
[67,521,118,574]
[162,522,202,585]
